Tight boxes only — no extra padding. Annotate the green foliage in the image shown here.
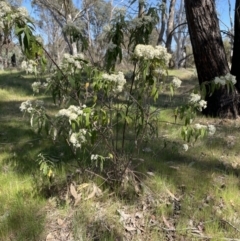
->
[15,19,43,59]
[128,7,159,50]
[105,13,126,72]
[63,24,88,52]
[37,153,57,179]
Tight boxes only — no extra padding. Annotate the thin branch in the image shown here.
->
[168,22,187,37]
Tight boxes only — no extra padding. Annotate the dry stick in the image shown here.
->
[220,219,240,233]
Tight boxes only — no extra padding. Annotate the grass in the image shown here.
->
[1,68,240,240]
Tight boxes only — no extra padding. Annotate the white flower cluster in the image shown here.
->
[56,105,87,122]
[16,7,28,17]
[0,2,11,18]
[153,68,167,76]
[189,93,201,103]
[20,100,33,113]
[182,144,188,151]
[19,100,44,113]
[189,93,207,111]
[102,71,126,93]
[10,7,28,19]
[69,129,87,149]
[0,2,28,29]
[134,44,171,65]
[32,82,42,93]
[91,154,99,161]
[62,53,84,69]
[194,123,216,136]
[172,77,182,88]
[21,60,38,74]
[214,73,236,86]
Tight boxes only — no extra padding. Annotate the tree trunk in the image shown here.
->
[173,0,186,68]
[138,0,144,17]
[157,0,166,45]
[231,0,240,91]
[184,0,238,117]
[166,0,176,53]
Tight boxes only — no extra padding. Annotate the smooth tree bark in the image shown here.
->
[166,0,176,53]
[231,0,240,91]
[184,0,239,117]
[173,0,188,68]
[157,0,166,45]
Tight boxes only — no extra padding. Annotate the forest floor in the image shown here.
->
[1,69,240,241]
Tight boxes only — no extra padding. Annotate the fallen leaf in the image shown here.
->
[57,218,64,226]
[162,215,174,230]
[70,183,79,199]
[46,233,55,241]
[86,185,97,200]
[74,194,82,206]
[146,172,155,176]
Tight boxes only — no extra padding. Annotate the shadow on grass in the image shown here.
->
[0,92,73,175]
[0,71,37,95]
[0,194,46,241]
[1,69,239,201]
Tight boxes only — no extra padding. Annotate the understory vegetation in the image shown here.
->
[1,69,240,241]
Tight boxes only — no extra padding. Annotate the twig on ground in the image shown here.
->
[220,219,240,233]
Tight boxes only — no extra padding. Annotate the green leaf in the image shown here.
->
[125,116,132,124]
[170,85,174,96]
[68,76,75,87]
[85,113,90,127]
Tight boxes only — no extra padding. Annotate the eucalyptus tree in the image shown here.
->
[184,0,239,117]
[165,0,176,53]
[156,0,166,45]
[173,0,188,68]
[32,0,88,55]
[81,0,112,65]
[37,8,66,65]
[156,0,177,52]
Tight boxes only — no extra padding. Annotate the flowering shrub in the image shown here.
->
[0,1,29,29]
[189,93,207,111]
[17,0,215,178]
[176,89,216,148]
[213,73,236,86]
[134,44,171,64]
[21,60,38,74]
[20,41,184,174]
[201,73,237,98]
[94,72,127,94]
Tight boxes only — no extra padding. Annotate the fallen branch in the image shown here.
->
[220,219,240,233]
